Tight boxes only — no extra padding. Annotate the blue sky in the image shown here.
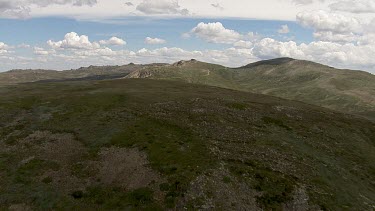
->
[0,0,374,73]
[0,17,313,51]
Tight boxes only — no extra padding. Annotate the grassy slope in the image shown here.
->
[0,79,374,210]
[127,59,375,121]
[2,58,374,120]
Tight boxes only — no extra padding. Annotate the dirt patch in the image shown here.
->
[283,186,320,211]
[22,131,86,164]
[179,165,260,210]
[8,204,32,211]
[97,147,164,190]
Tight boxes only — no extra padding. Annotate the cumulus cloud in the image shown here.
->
[296,10,372,45]
[278,25,290,34]
[190,22,243,44]
[329,0,375,13]
[47,32,100,50]
[136,0,189,15]
[0,42,10,54]
[99,37,126,46]
[233,40,253,48]
[251,37,375,71]
[144,37,167,44]
[297,10,362,33]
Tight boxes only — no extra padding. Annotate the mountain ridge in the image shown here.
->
[1,58,374,121]
[123,58,375,121]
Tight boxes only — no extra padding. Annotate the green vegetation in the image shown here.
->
[81,186,159,209]
[125,59,375,121]
[1,58,375,120]
[0,78,374,210]
[110,118,213,205]
[262,116,292,131]
[222,176,231,183]
[15,159,60,184]
[229,161,295,209]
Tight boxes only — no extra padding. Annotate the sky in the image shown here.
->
[0,0,375,73]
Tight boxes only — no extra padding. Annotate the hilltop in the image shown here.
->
[1,58,374,120]
[125,58,375,121]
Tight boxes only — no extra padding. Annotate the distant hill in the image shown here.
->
[1,58,374,120]
[126,58,375,121]
[0,64,144,86]
[0,79,374,210]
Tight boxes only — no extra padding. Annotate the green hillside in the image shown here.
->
[2,58,374,120]
[0,79,374,210]
[126,58,375,121]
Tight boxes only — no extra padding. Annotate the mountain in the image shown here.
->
[0,64,148,86]
[125,58,375,121]
[0,78,374,210]
[1,58,374,120]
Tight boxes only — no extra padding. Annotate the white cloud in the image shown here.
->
[313,31,359,43]
[99,37,126,46]
[136,0,189,15]
[296,10,374,45]
[33,47,55,55]
[30,0,97,7]
[0,42,9,50]
[329,0,375,14]
[358,33,375,45]
[292,0,325,5]
[297,10,362,34]
[0,0,335,21]
[292,0,314,5]
[251,37,375,71]
[278,25,290,34]
[73,47,117,56]
[0,42,9,54]
[233,40,253,48]
[190,22,242,44]
[144,37,166,45]
[253,38,305,59]
[0,0,97,18]
[17,43,31,48]
[47,32,100,50]
[181,33,191,39]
